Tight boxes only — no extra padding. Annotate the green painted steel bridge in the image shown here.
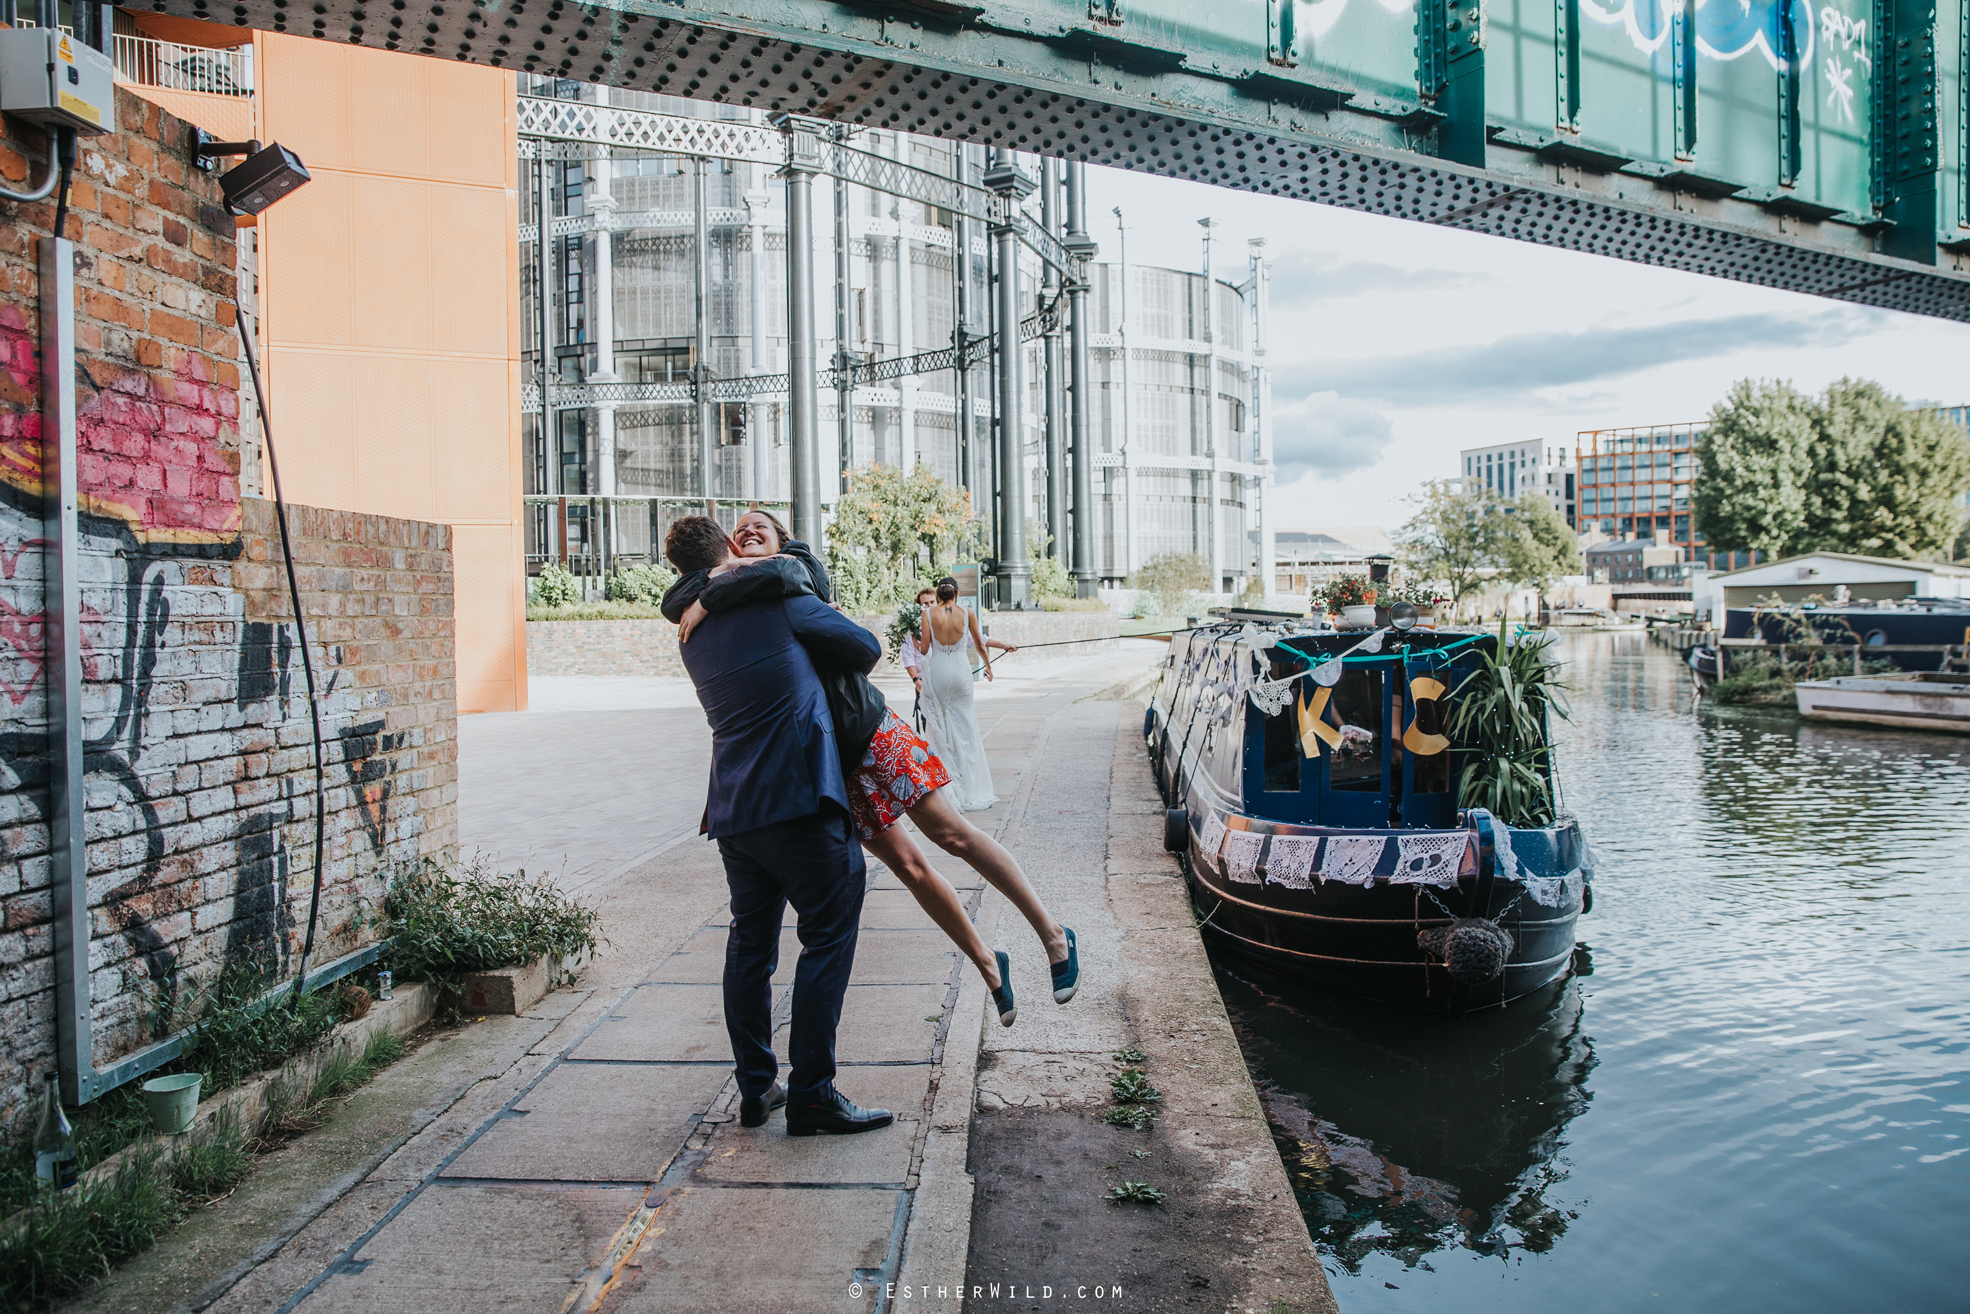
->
[159,0,1970,316]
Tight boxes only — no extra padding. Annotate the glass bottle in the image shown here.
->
[34,1071,78,1190]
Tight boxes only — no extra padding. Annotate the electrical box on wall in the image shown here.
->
[0,28,115,135]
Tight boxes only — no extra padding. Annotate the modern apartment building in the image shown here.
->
[1574,423,1757,571]
[1458,441,1574,526]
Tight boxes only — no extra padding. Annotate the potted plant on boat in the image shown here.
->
[1380,579,1446,626]
[1312,574,1378,628]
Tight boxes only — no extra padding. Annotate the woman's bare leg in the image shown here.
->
[906,788,1069,965]
[863,824,1001,990]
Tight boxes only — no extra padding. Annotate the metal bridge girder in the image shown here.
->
[243,0,1970,322]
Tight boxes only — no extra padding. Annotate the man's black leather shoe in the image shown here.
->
[785,1087,894,1137]
[739,1081,787,1128]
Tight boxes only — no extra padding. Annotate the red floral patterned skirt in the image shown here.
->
[848,707,952,840]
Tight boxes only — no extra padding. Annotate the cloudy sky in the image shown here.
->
[1084,165,1970,536]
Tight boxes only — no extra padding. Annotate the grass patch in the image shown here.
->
[167,1108,252,1203]
[1106,1181,1167,1205]
[384,857,602,989]
[0,1152,179,1309]
[526,600,670,622]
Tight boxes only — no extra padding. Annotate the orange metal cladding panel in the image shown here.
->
[123,86,257,142]
[255,36,524,711]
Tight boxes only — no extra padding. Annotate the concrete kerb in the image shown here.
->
[1103,700,1337,1314]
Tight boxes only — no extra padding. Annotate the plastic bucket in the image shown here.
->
[140,1073,203,1134]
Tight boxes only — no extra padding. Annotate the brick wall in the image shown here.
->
[0,88,456,1119]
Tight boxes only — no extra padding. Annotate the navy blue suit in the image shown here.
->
[678,594,883,1099]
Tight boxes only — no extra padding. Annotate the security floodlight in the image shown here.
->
[198,140,311,216]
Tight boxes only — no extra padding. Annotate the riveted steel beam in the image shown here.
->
[154,0,1970,318]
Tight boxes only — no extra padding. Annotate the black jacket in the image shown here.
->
[661,541,889,769]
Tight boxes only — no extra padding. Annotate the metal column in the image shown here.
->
[833,131,853,489]
[1040,159,1066,564]
[694,156,714,505]
[41,234,94,1105]
[1064,162,1099,597]
[1199,217,1220,591]
[537,155,559,534]
[744,175,768,500]
[781,124,825,545]
[984,149,1033,608]
[952,146,972,507]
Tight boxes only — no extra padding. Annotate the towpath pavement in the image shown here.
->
[160,643,1171,1314]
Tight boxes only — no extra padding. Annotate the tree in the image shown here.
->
[1129,552,1209,617]
[1692,379,1812,557]
[1498,492,1581,591]
[1796,379,1970,559]
[1394,480,1513,610]
[1695,377,1970,561]
[826,463,981,612]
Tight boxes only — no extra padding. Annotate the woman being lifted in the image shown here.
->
[662,511,1079,1027]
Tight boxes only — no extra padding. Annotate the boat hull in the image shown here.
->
[1795,673,1970,732]
[1181,841,1583,1014]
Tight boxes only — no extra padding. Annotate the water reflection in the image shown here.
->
[1222,634,1970,1312]
[1220,961,1595,1273]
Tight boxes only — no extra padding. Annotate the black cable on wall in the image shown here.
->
[233,313,329,1001]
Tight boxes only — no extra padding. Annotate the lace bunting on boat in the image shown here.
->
[1221,830,1264,884]
[1522,869,1586,908]
[1264,835,1321,889]
[1196,811,1228,862]
[1247,676,1298,717]
[1389,833,1469,887]
[1320,836,1385,885]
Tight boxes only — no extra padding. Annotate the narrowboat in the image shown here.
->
[1722,599,1970,672]
[1146,616,1593,1013]
[1794,671,1970,731]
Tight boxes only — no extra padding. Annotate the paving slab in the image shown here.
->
[836,983,951,1063]
[696,1112,919,1185]
[292,1183,643,1314]
[443,1063,730,1183]
[648,926,802,984]
[601,1186,900,1313]
[571,984,776,1064]
[847,928,962,986]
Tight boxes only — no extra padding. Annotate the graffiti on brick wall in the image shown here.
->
[0,304,408,1037]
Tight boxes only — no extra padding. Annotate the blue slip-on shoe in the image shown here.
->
[991,950,1017,1027]
[1051,926,1080,1004]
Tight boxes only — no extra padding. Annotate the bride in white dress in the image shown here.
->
[917,579,1001,811]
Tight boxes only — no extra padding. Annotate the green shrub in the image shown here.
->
[1040,595,1108,613]
[526,601,669,621]
[1710,653,1798,706]
[1128,553,1209,618]
[529,562,581,608]
[383,858,602,988]
[606,562,677,606]
[1449,621,1569,827]
[1030,553,1073,600]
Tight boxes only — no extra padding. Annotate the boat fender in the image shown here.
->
[1418,918,1513,985]
[1581,883,1594,916]
[1163,808,1190,854]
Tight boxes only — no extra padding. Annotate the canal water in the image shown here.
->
[1217,632,1969,1312]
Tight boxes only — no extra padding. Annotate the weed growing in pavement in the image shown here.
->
[1113,1048,1146,1064]
[256,1030,406,1150]
[1110,1069,1163,1105]
[1106,1181,1167,1205]
[383,857,603,989]
[1102,1105,1156,1130]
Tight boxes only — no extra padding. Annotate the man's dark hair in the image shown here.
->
[665,515,730,573]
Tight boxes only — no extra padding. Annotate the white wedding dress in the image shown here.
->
[919,621,997,811]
